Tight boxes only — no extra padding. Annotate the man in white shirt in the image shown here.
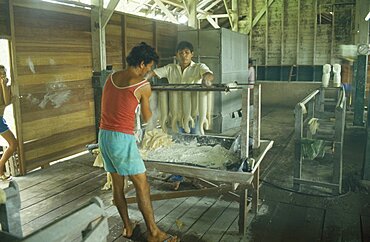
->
[152,41,213,86]
[148,41,214,134]
[147,41,214,190]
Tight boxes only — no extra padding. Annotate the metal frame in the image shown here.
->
[293,86,346,195]
[135,84,273,234]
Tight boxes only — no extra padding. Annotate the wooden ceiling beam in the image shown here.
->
[153,0,178,23]
[102,0,120,28]
[203,0,221,12]
[161,0,184,9]
[247,0,275,34]
[222,0,233,30]
[197,0,213,10]
[183,0,198,28]
[206,15,220,28]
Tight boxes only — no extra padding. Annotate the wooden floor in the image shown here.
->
[4,107,370,242]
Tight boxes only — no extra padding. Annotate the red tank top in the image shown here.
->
[100,74,149,135]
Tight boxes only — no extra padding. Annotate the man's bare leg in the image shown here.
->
[0,130,17,176]
[129,173,178,242]
[110,172,136,237]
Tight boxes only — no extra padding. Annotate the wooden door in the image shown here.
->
[10,2,95,174]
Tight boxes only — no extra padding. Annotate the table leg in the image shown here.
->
[238,186,248,235]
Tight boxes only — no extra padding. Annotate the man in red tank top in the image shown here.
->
[99,43,179,242]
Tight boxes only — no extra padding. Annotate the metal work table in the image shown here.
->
[127,84,274,234]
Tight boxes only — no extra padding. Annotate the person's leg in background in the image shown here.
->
[0,118,17,181]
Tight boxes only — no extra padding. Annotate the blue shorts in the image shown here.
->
[98,129,146,176]
[0,117,9,134]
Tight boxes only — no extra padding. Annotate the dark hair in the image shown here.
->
[126,42,159,67]
[249,58,253,64]
[176,41,194,52]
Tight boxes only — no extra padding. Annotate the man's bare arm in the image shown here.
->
[140,84,152,123]
[144,70,158,81]
[0,77,11,106]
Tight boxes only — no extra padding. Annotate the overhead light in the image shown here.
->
[178,15,188,24]
[365,11,370,21]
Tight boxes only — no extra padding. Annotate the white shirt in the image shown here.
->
[154,61,212,84]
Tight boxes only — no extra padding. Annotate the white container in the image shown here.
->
[333,64,341,87]
[322,64,331,88]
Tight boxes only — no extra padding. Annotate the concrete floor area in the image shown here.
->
[245,107,370,241]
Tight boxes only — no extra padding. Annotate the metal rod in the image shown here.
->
[299,89,320,105]
[151,84,247,92]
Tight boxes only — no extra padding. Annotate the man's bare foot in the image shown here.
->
[147,231,179,242]
[122,220,140,238]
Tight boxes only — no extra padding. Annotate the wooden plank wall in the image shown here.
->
[6,2,178,174]
[251,0,266,65]
[298,0,315,65]
[247,0,355,67]
[106,14,123,70]
[13,5,95,172]
[267,0,282,65]
[156,21,178,66]
[0,0,10,36]
[315,0,332,65]
[282,0,298,65]
[125,16,155,53]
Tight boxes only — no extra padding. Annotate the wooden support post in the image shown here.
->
[313,0,317,73]
[353,0,369,126]
[184,0,198,29]
[241,88,250,159]
[253,84,261,149]
[249,0,253,56]
[231,0,238,32]
[365,71,370,179]
[9,0,26,175]
[91,0,106,72]
[121,15,127,67]
[293,104,303,191]
[353,56,367,126]
[252,166,260,213]
[333,93,345,194]
[101,0,120,29]
[296,0,300,79]
[238,186,248,235]
[265,0,268,65]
